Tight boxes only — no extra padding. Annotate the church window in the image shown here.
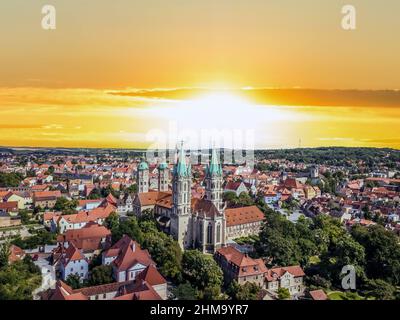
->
[199,222,203,243]
[207,223,212,244]
[216,223,221,243]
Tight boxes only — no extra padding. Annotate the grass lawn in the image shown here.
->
[328,291,345,300]
[328,291,365,300]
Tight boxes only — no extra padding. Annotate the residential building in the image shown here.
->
[102,235,155,282]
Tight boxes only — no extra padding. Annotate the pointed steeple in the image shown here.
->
[207,148,222,176]
[173,142,190,177]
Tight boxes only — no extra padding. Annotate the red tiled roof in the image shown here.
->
[137,191,171,207]
[0,201,18,210]
[225,205,265,227]
[191,198,222,218]
[309,289,328,300]
[105,235,154,272]
[62,242,86,267]
[114,280,161,300]
[106,193,117,206]
[57,223,111,251]
[34,190,61,200]
[49,281,89,300]
[225,181,244,191]
[265,266,305,281]
[216,245,268,277]
[78,199,102,207]
[43,211,61,221]
[136,265,166,286]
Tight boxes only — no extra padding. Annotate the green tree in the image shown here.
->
[182,250,223,292]
[237,192,254,207]
[141,229,182,280]
[277,287,290,300]
[172,282,198,300]
[104,211,119,231]
[88,188,102,199]
[351,225,400,285]
[0,172,24,187]
[18,209,31,225]
[320,236,365,286]
[12,230,57,250]
[65,274,82,290]
[89,265,113,286]
[0,241,11,268]
[126,184,138,194]
[0,256,41,300]
[227,281,260,300]
[111,216,143,244]
[54,197,78,215]
[306,274,331,291]
[223,191,238,205]
[363,279,396,300]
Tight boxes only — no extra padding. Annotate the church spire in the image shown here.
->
[207,148,222,176]
[173,141,190,177]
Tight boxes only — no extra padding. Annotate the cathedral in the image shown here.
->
[134,145,226,253]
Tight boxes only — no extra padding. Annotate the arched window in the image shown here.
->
[207,223,213,244]
[216,223,221,243]
[199,222,203,243]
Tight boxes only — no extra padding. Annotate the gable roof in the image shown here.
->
[57,223,111,251]
[135,265,166,286]
[33,190,61,200]
[48,281,89,300]
[62,242,86,266]
[216,245,267,277]
[265,266,305,281]
[309,289,328,300]
[0,201,18,211]
[114,280,162,300]
[137,191,172,207]
[105,235,154,272]
[225,205,265,227]
[191,198,221,218]
[225,181,246,191]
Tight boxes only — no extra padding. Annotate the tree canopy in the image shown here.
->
[182,250,223,299]
[0,256,41,300]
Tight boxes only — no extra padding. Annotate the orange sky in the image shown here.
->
[0,1,399,149]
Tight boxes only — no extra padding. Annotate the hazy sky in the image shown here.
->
[0,1,399,149]
[1,0,400,89]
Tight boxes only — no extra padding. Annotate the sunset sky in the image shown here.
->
[0,0,400,149]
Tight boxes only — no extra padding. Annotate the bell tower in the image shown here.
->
[137,158,149,193]
[205,148,223,212]
[170,142,192,249]
[158,162,169,192]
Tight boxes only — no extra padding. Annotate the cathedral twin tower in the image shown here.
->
[136,145,226,252]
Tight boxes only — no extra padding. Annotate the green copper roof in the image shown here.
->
[207,148,222,176]
[138,160,149,170]
[158,162,168,170]
[173,144,190,177]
